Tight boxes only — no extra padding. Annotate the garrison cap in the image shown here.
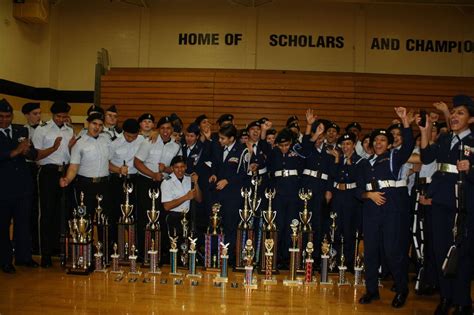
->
[138,113,155,123]
[122,118,140,134]
[0,99,13,113]
[51,101,71,114]
[22,102,40,114]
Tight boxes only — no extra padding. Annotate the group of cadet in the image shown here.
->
[0,94,473,314]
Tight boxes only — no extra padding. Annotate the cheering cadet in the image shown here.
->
[265,128,277,147]
[324,121,340,150]
[419,95,474,315]
[103,105,122,141]
[33,101,74,268]
[361,133,374,158]
[345,122,365,157]
[357,107,413,308]
[138,113,155,139]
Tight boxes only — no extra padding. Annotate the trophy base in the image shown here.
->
[67,267,92,275]
[262,278,277,285]
[319,280,334,286]
[243,283,258,290]
[233,266,247,272]
[170,272,183,277]
[214,276,228,283]
[110,270,124,275]
[203,267,220,273]
[337,281,351,287]
[186,273,202,279]
[283,279,303,286]
[147,270,162,275]
[94,268,108,273]
[354,282,365,287]
[128,271,142,276]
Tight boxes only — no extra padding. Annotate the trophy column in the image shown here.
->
[148,239,161,275]
[92,194,109,266]
[283,220,302,286]
[118,183,136,265]
[259,188,278,275]
[328,212,338,273]
[296,189,314,274]
[337,236,350,286]
[128,244,142,276]
[144,189,161,267]
[214,242,230,283]
[235,188,255,271]
[353,231,364,286]
[94,242,107,273]
[204,203,224,271]
[304,242,316,285]
[320,236,333,285]
[186,237,201,279]
[242,239,257,289]
[110,243,122,274]
[262,239,277,285]
[169,234,182,276]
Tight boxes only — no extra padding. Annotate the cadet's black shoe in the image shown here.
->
[359,292,380,304]
[15,259,39,268]
[452,305,472,315]
[41,256,53,268]
[434,298,452,315]
[2,264,16,274]
[391,292,408,308]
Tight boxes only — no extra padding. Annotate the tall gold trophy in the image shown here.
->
[92,194,109,266]
[204,203,224,271]
[296,188,314,274]
[259,188,278,274]
[235,188,255,271]
[283,219,303,286]
[143,189,160,267]
[118,183,136,264]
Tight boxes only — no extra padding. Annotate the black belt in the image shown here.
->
[110,173,138,179]
[77,175,109,183]
[42,164,68,172]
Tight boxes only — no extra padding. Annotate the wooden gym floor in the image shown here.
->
[0,256,470,315]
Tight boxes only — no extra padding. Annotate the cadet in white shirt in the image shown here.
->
[134,115,181,260]
[32,101,75,268]
[103,105,123,141]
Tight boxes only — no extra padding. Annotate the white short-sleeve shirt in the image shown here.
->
[70,133,111,177]
[160,173,191,213]
[109,135,144,174]
[135,135,182,178]
[32,120,73,165]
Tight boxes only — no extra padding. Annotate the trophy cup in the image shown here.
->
[144,189,161,267]
[94,242,107,273]
[259,188,278,274]
[297,189,314,274]
[169,234,182,276]
[186,237,201,279]
[283,219,303,286]
[66,192,93,275]
[250,176,263,266]
[179,208,190,269]
[92,194,109,266]
[235,188,255,271]
[328,212,338,272]
[128,244,141,276]
[148,239,161,275]
[337,236,350,286]
[320,235,333,285]
[353,231,364,286]
[262,239,277,285]
[304,242,316,285]
[242,239,257,289]
[110,243,122,274]
[214,242,230,283]
[204,203,224,271]
[118,183,136,264]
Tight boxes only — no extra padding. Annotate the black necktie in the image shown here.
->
[4,129,11,140]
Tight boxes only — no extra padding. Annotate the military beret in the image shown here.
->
[387,123,403,133]
[138,113,155,123]
[0,98,13,113]
[258,117,269,125]
[51,101,71,114]
[216,113,234,125]
[157,115,172,127]
[105,105,117,113]
[286,115,298,126]
[22,102,40,114]
[266,128,277,136]
[337,132,357,144]
[86,104,103,116]
[87,112,104,122]
[238,129,249,138]
[171,155,186,166]
[122,118,140,134]
[453,94,474,116]
[247,120,261,130]
[169,113,180,122]
[288,121,300,131]
[327,122,340,133]
[276,128,293,144]
[195,114,208,125]
[186,122,200,135]
[345,122,362,132]
[370,128,394,145]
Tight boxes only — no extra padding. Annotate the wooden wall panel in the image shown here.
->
[101,68,474,135]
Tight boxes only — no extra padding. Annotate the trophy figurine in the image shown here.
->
[66,192,93,275]
[92,194,109,266]
[118,183,136,264]
[353,231,364,286]
[250,176,263,266]
[214,242,230,283]
[144,189,161,267]
[259,188,278,275]
[94,242,107,273]
[242,239,257,289]
[235,188,255,271]
[297,188,314,274]
[148,239,161,275]
[128,244,141,276]
[204,203,224,271]
[320,235,333,285]
[110,243,122,274]
[283,219,303,286]
[179,208,190,269]
[169,234,182,276]
[304,242,316,285]
[328,212,338,272]
[262,239,277,285]
[186,237,201,279]
[337,236,350,286]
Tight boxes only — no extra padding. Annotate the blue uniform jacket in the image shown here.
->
[210,141,247,194]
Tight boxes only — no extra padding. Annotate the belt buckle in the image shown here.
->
[283,170,289,177]
[370,180,378,190]
[440,164,450,172]
[92,177,100,183]
[337,183,345,190]
[58,165,64,172]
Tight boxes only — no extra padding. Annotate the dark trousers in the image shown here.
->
[26,162,40,254]
[274,192,300,263]
[0,195,32,264]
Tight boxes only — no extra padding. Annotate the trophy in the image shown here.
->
[259,188,278,274]
[320,235,333,285]
[118,183,136,264]
[353,230,364,286]
[328,212,338,272]
[262,239,277,285]
[214,242,230,283]
[179,208,190,269]
[337,236,350,286]
[283,219,303,286]
[144,189,161,267]
[304,242,316,285]
[297,189,314,274]
[242,239,257,289]
[235,188,255,271]
[169,233,182,276]
[128,244,141,276]
[186,237,201,278]
[66,192,93,275]
[250,176,263,266]
[148,239,161,275]
[110,243,122,274]
[92,194,109,266]
[94,242,107,273]
[204,203,224,271]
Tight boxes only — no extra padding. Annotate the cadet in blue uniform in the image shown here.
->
[208,124,246,265]
[330,132,364,269]
[357,107,413,308]
[0,99,39,273]
[419,95,474,315]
